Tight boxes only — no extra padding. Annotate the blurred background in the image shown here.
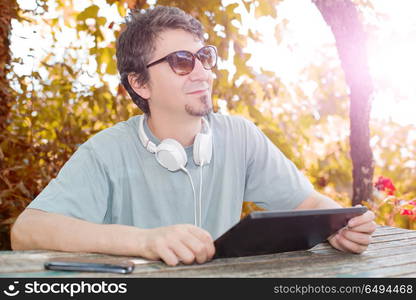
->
[1,0,415,250]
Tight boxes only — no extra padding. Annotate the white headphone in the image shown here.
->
[138,115,213,171]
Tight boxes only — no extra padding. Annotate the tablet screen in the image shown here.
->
[214,206,368,259]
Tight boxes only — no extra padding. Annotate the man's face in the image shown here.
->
[145,29,214,118]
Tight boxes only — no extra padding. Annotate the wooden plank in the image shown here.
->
[375,226,412,233]
[1,226,415,278]
[261,244,416,277]
[391,272,416,278]
[371,232,416,244]
[304,226,416,251]
[129,249,416,278]
[0,251,157,274]
[329,263,416,278]
[1,241,414,277]
[125,241,416,278]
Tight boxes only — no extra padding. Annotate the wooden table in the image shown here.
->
[1,226,416,278]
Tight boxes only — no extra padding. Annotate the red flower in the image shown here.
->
[400,209,414,216]
[374,176,396,195]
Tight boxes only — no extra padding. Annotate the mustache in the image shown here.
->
[183,82,210,94]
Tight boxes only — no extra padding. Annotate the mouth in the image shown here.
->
[186,89,209,95]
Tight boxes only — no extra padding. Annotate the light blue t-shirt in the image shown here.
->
[28,113,314,239]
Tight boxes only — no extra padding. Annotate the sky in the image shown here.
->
[10,0,416,126]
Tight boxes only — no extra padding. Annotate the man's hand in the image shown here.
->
[139,224,215,266]
[328,208,376,254]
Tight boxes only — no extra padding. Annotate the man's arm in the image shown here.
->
[295,190,343,210]
[11,208,215,266]
[295,190,376,254]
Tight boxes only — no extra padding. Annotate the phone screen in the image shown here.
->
[44,257,135,274]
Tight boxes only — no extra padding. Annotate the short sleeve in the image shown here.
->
[243,120,314,210]
[27,144,111,223]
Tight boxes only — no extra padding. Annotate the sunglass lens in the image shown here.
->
[198,46,217,70]
[169,51,194,75]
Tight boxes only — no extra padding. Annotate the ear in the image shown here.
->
[128,73,151,99]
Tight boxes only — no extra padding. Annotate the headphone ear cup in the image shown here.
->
[155,138,187,171]
[193,133,212,166]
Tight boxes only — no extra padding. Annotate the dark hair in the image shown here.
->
[116,6,205,114]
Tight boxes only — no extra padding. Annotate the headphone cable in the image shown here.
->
[199,161,204,228]
[181,167,198,227]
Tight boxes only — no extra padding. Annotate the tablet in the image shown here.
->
[214,206,368,259]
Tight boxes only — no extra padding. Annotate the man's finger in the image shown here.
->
[169,240,196,265]
[348,210,375,228]
[187,226,216,260]
[335,233,368,254]
[347,221,377,234]
[181,234,209,264]
[340,228,372,246]
[328,233,349,253]
[158,246,180,266]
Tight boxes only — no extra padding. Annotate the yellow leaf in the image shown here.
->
[241,201,266,219]
[106,60,117,75]
[97,17,107,26]
[225,3,239,15]
[117,2,126,17]
[77,5,99,21]
[255,1,277,18]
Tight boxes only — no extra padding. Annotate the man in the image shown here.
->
[11,6,376,266]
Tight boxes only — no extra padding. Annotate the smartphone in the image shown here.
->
[44,257,135,274]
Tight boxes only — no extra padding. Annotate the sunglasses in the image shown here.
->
[146,45,218,75]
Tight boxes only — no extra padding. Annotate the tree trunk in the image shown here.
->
[0,0,17,134]
[312,0,374,205]
[0,0,19,250]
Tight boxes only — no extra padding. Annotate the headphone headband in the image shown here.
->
[138,115,155,153]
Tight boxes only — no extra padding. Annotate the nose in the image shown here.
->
[188,58,211,81]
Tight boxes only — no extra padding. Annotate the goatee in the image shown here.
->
[185,95,213,117]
